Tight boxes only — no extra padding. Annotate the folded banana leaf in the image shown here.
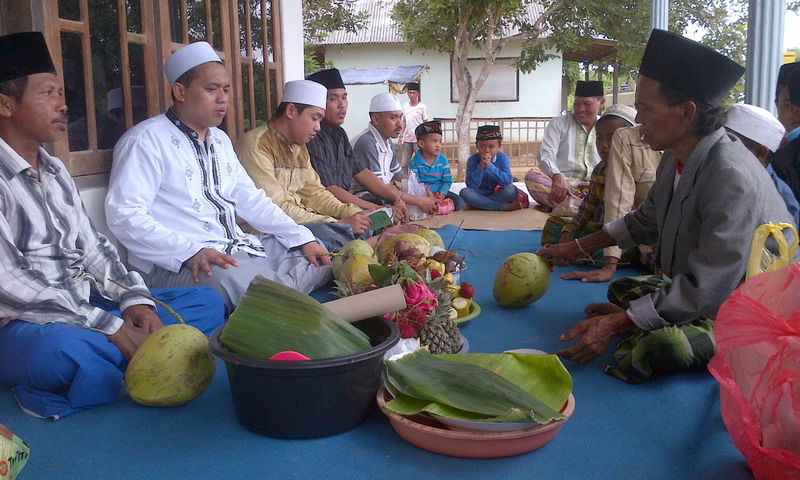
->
[384,349,571,424]
[220,275,371,360]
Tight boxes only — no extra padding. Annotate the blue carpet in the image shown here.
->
[0,225,752,480]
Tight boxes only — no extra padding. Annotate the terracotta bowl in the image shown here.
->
[376,388,575,458]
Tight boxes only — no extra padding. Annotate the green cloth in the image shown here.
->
[540,215,604,263]
[360,194,393,206]
[604,275,716,384]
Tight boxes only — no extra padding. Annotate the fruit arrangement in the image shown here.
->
[332,229,473,354]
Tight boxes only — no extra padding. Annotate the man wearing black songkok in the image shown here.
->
[539,29,796,383]
[305,68,412,221]
[0,32,224,418]
[533,80,604,208]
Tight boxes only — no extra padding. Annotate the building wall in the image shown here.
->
[323,41,563,139]
[281,0,305,81]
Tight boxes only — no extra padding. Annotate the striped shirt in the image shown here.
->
[351,123,402,196]
[409,151,453,194]
[0,138,153,335]
[307,122,368,192]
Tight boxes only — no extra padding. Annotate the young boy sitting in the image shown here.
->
[459,125,523,210]
[540,104,636,282]
[409,121,465,211]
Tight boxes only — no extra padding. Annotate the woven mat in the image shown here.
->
[412,181,549,231]
[413,206,549,231]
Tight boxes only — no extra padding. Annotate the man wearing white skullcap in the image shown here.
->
[108,43,332,311]
[724,103,799,225]
[236,80,381,252]
[350,92,437,215]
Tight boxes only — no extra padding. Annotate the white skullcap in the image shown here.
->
[601,104,637,126]
[725,103,785,152]
[107,86,146,112]
[281,80,327,110]
[164,42,222,85]
[369,92,401,112]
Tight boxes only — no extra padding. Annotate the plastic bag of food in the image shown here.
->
[0,424,30,480]
[401,170,429,221]
[707,262,800,480]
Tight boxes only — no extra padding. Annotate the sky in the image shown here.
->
[786,11,800,50]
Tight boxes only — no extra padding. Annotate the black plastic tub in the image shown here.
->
[209,316,400,439]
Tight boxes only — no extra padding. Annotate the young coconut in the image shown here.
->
[117,284,216,407]
[377,233,432,264]
[341,253,379,287]
[333,239,375,281]
[493,252,551,308]
[413,228,445,249]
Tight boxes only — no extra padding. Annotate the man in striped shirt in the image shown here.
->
[0,32,225,419]
[351,92,437,215]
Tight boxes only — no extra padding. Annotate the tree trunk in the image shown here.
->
[451,7,507,181]
[456,108,472,181]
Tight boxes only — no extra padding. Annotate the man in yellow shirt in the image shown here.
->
[236,80,405,252]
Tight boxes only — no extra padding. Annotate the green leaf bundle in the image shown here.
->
[220,275,371,360]
[384,349,572,424]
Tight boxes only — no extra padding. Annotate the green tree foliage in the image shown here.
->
[303,0,370,42]
[391,0,643,178]
[303,0,369,73]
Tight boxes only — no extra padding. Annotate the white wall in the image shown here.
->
[281,0,305,81]
[323,41,563,139]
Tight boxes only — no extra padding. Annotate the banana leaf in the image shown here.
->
[383,349,571,424]
[220,275,371,360]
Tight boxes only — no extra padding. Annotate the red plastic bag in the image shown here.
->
[708,262,800,480]
[435,198,455,215]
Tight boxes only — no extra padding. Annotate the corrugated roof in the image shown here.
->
[323,0,401,45]
[321,0,546,46]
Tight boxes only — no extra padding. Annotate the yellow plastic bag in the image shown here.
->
[746,222,798,279]
[0,424,30,480]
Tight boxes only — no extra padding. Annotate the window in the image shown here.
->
[451,57,519,103]
[15,0,284,176]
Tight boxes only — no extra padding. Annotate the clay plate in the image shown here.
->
[376,388,575,458]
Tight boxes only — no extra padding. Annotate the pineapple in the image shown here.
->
[417,289,461,354]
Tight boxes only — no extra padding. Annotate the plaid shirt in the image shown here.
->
[0,138,153,334]
[562,160,606,235]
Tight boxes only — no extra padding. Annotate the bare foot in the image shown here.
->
[502,201,522,211]
[462,203,475,211]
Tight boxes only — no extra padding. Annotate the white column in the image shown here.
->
[745,0,786,112]
[280,0,305,81]
[651,0,668,31]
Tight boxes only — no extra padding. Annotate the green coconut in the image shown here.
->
[341,253,379,286]
[413,228,445,249]
[377,233,432,264]
[333,239,375,280]
[339,238,374,257]
[493,252,551,308]
[125,323,216,407]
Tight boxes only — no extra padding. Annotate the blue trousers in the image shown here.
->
[459,184,518,211]
[0,287,225,419]
[445,191,466,211]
